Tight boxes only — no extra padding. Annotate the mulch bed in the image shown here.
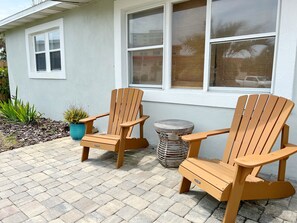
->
[0,117,69,152]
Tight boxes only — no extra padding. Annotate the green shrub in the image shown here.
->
[64,106,88,124]
[0,88,42,123]
[0,68,10,101]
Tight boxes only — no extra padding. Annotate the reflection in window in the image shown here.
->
[50,51,61,70]
[210,38,274,88]
[49,30,60,50]
[128,7,164,86]
[211,0,278,38]
[33,29,61,72]
[125,0,278,91]
[128,7,163,48]
[34,34,45,52]
[36,53,46,71]
[129,49,163,85]
[171,0,206,89]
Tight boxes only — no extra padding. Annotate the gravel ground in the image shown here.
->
[0,117,69,152]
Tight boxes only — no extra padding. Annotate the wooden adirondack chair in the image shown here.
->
[178,94,297,223]
[80,88,149,168]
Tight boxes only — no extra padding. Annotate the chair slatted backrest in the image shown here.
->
[222,94,294,176]
[107,88,143,136]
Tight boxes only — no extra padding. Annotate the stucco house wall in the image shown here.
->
[3,0,297,179]
[6,0,115,130]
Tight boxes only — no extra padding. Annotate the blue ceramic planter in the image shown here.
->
[70,123,86,140]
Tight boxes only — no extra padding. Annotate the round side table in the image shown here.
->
[154,119,194,168]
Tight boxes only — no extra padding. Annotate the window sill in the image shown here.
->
[29,71,66,80]
[141,88,270,108]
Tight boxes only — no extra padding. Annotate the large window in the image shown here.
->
[25,19,65,79]
[115,0,296,107]
[125,0,278,91]
[209,0,277,89]
[128,7,164,87]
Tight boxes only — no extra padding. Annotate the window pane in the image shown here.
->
[50,51,61,70]
[49,30,60,50]
[172,0,206,89]
[210,38,274,88]
[129,49,163,85]
[36,53,46,71]
[211,0,278,38]
[128,7,163,48]
[34,34,45,52]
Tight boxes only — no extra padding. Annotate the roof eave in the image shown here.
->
[0,0,89,32]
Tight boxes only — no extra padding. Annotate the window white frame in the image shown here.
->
[127,6,165,88]
[208,33,277,92]
[25,19,66,79]
[114,0,296,108]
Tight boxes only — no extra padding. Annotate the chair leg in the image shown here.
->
[117,128,129,168]
[116,148,124,168]
[81,147,90,162]
[223,166,252,223]
[179,177,191,193]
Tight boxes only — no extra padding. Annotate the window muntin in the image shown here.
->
[171,0,206,89]
[211,0,278,39]
[33,29,61,72]
[128,7,164,87]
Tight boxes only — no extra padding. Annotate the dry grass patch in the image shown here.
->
[0,131,19,152]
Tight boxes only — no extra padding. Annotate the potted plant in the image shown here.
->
[64,106,88,140]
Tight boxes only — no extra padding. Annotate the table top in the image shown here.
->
[154,119,194,133]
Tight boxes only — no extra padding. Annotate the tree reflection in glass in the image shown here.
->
[211,0,278,38]
[171,0,206,89]
[210,38,274,88]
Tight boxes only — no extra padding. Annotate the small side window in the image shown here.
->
[25,19,65,79]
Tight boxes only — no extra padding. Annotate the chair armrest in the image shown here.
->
[79,112,109,123]
[235,144,297,168]
[120,115,149,128]
[182,128,230,142]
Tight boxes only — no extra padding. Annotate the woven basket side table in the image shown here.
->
[154,119,194,168]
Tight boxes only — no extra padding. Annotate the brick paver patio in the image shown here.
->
[0,137,296,223]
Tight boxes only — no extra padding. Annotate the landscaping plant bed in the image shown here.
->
[0,117,69,152]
